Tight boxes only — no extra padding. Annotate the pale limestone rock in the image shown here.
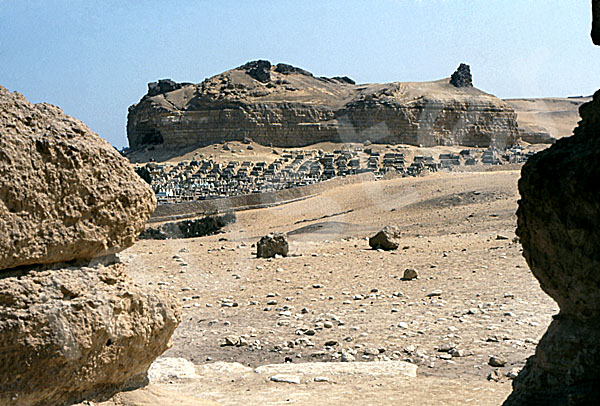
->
[0,85,156,271]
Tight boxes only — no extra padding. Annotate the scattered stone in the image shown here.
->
[257,233,289,258]
[369,226,401,250]
[427,290,442,297]
[402,268,419,280]
[488,369,503,382]
[222,336,241,347]
[507,367,520,379]
[341,352,356,362]
[488,356,506,367]
[270,374,300,384]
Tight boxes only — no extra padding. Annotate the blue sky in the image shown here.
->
[1,1,598,148]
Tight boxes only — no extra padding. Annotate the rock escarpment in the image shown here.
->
[127,62,519,150]
[0,85,156,270]
[504,5,600,403]
[0,86,180,406]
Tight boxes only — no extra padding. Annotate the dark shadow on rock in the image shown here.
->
[503,5,600,399]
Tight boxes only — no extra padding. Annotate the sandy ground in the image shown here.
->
[505,97,589,140]
[91,169,557,406]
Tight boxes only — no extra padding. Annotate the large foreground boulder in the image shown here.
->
[502,91,600,404]
[503,5,600,404]
[0,85,156,271]
[0,262,181,406]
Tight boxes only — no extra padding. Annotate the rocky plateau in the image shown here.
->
[127,62,520,151]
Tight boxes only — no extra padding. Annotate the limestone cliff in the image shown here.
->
[127,61,519,150]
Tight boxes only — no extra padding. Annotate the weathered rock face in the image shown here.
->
[257,232,289,258]
[0,85,157,271]
[0,262,181,406]
[369,226,401,250]
[504,7,600,404]
[0,84,180,405]
[127,61,519,151]
[503,86,600,404]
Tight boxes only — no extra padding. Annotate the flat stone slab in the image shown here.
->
[148,357,199,383]
[196,361,253,376]
[254,361,417,378]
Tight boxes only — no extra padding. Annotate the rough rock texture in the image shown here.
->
[127,61,519,150]
[0,262,181,406]
[504,7,600,404]
[138,213,236,240]
[0,85,156,271]
[449,63,473,88]
[503,87,600,404]
[257,232,289,258]
[147,79,190,98]
[369,226,401,250]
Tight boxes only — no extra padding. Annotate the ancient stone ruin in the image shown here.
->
[127,60,519,151]
[449,63,473,88]
[503,3,600,404]
[0,85,180,406]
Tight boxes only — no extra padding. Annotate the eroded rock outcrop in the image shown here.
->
[503,6,600,401]
[0,263,180,406]
[127,61,519,151]
[449,63,473,88]
[0,85,156,271]
[0,85,180,405]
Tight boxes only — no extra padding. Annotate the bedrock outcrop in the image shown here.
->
[503,93,600,404]
[503,5,600,404]
[0,262,180,406]
[127,62,519,150]
[0,85,156,271]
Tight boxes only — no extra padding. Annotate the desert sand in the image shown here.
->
[88,168,557,405]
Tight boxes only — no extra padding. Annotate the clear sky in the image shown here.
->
[1,1,598,148]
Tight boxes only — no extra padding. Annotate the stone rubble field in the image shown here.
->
[89,169,557,405]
